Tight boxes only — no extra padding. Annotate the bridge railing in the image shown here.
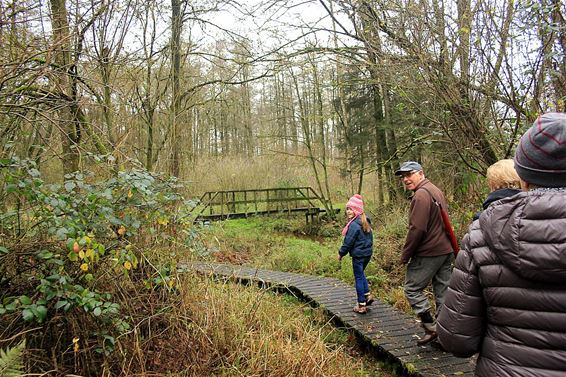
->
[190,187,332,221]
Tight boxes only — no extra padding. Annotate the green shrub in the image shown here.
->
[0,158,189,373]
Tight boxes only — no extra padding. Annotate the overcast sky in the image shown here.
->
[196,0,354,55]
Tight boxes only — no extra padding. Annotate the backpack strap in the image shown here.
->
[418,186,459,255]
[418,186,442,210]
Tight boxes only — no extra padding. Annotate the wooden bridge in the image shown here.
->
[182,262,476,377]
[189,187,337,222]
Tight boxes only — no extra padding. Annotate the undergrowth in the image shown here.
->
[146,275,392,376]
[0,159,394,376]
[1,155,475,375]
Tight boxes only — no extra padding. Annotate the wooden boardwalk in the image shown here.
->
[183,262,476,377]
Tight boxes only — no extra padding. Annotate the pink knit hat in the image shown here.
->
[346,194,364,216]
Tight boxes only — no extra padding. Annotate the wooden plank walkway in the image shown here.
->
[182,262,476,377]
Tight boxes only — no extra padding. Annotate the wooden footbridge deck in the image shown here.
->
[183,262,476,377]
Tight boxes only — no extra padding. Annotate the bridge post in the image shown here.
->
[254,191,258,214]
[305,207,319,224]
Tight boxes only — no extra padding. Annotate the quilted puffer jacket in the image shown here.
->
[437,188,566,377]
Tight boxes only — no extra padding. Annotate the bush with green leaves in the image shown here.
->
[0,158,187,364]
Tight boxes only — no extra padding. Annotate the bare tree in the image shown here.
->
[320,0,563,178]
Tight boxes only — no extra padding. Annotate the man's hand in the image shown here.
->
[337,254,343,261]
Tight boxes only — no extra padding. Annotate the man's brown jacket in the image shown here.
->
[401,178,453,264]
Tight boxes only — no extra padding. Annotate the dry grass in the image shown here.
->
[0,220,392,376]
[183,155,361,202]
[114,273,391,376]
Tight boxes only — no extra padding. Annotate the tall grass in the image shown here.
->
[183,155,371,205]
[115,273,390,376]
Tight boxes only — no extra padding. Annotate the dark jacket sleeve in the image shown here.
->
[437,221,486,357]
[340,218,373,258]
[339,221,360,257]
[401,190,430,263]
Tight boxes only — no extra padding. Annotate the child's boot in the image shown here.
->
[364,292,374,306]
[353,302,368,314]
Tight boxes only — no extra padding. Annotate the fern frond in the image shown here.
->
[0,340,25,377]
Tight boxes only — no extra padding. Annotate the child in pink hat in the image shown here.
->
[338,194,374,314]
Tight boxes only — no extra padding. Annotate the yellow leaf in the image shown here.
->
[79,250,85,259]
[85,248,94,258]
[117,225,126,236]
[73,337,79,352]
[157,218,169,226]
[127,189,133,198]
[124,261,132,270]
[80,263,89,272]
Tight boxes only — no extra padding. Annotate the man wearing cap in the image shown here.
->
[395,161,454,346]
[437,112,566,375]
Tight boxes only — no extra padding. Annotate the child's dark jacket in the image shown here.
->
[339,217,373,258]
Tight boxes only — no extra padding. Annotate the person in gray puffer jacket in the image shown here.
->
[437,112,566,377]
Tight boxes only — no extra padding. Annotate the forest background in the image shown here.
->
[0,0,565,375]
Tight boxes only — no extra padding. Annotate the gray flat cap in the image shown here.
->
[395,161,423,176]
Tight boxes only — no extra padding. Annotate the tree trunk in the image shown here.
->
[169,0,182,177]
[50,0,80,175]
[312,59,335,217]
[356,3,396,202]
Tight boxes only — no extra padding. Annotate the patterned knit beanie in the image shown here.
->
[346,194,364,216]
[514,112,566,188]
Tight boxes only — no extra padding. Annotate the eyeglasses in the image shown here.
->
[398,170,418,178]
